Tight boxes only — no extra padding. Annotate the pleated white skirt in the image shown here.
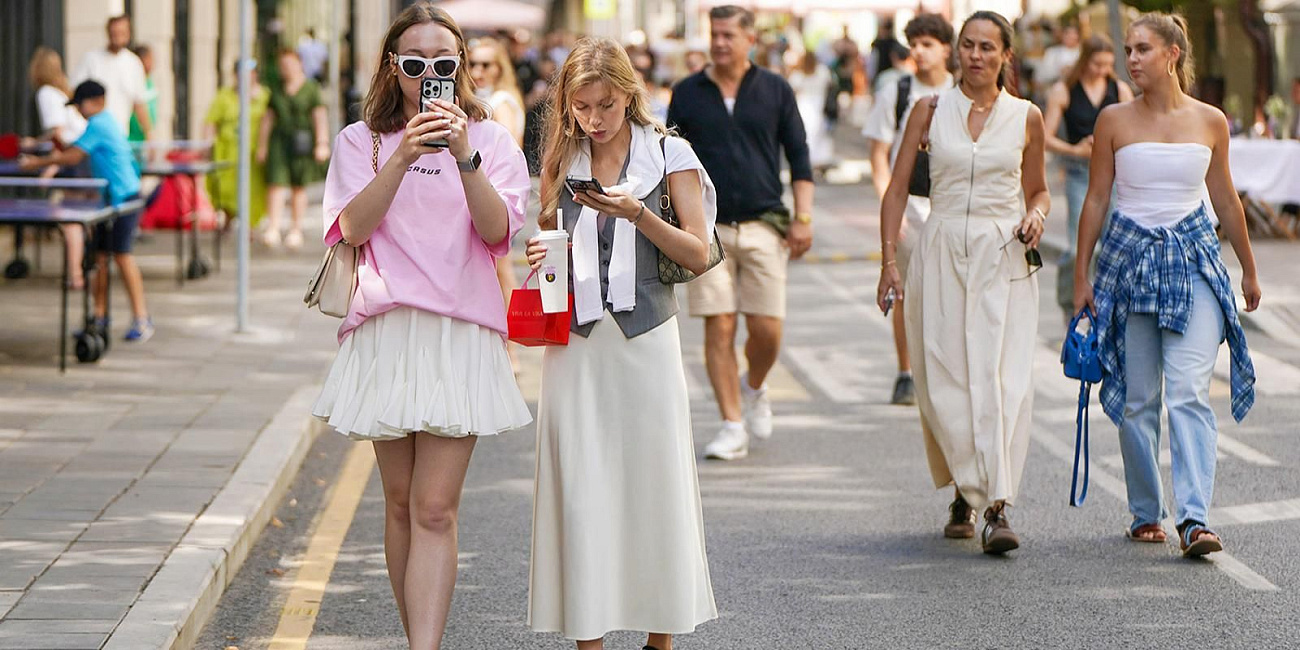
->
[529,316,717,640]
[312,306,532,441]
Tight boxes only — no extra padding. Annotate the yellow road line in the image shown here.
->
[268,443,375,650]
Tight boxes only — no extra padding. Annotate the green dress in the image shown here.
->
[129,77,157,143]
[205,86,269,226]
[266,79,325,187]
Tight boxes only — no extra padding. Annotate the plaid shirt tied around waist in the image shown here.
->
[1092,205,1255,425]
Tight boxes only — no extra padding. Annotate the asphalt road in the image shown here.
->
[198,137,1300,650]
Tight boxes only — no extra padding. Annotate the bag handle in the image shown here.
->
[1070,382,1092,507]
[918,95,939,152]
[370,131,381,174]
[520,268,539,289]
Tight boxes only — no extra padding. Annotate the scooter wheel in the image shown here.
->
[4,258,30,279]
[75,332,103,363]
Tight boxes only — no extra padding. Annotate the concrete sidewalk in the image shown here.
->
[0,186,339,649]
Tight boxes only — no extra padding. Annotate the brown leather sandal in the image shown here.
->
[1125,522,1167,543]
[1178,521,1223,557]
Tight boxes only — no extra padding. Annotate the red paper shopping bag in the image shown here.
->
[507,270,572,347]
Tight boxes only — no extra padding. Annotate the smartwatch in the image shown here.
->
[457,150,482,172]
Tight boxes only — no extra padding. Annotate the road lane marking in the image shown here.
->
[268,443,376,649]
[1032,421,1279,592]
[1213,498,1300,526]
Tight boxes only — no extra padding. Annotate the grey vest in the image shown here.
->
[560,148,678,339]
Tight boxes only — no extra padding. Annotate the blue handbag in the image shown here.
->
[1061,307,1102,507]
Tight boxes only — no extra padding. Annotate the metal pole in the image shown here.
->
[1107,0,1131,84]
[236,0,251,332]
[329,0,343,133]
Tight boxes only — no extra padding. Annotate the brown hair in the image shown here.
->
[959,10,1019,97]
[709,5,755,31]
[28,46,70,95]
[538,37,666,229]
[362,1,488,134]
[1130,12,1195,93]
[1063,34,1118,90]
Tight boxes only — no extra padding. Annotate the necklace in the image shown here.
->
[971,102,993,113]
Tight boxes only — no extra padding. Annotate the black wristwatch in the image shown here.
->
[456,150,482,173]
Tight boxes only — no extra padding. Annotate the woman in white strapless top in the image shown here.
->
[877,11,1051,556]
[1073,12,1261,558]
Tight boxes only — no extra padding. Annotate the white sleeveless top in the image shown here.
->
[487,89,525,141]
[1114,142,1211,228]
[928,87,1031,221]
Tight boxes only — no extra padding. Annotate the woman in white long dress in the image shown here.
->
[788,51,834,169]
[876,11,1051,555]
[526,37,718,650]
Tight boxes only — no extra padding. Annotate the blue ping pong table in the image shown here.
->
[0,193,145,371]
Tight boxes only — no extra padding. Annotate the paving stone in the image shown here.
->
[28,570,151,593]
[0,593,18,618]
[0,633,109,649]
[78,518,192,544]
[0,619,118,636]
[0,519,89,542]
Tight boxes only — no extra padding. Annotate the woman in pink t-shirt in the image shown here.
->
[310,5,531,647]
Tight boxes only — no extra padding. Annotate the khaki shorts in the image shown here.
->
[687,221,789,319]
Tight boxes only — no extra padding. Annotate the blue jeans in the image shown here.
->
[1119,273,1225,527]
[1055,157,1091,311]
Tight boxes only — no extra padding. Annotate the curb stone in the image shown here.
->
[102,385,324,650]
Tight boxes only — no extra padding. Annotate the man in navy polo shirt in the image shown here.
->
[21,80,153,342]
[668,5,815,461]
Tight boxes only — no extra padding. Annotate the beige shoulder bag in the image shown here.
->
[304,131,380,318]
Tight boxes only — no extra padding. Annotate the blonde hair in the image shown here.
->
[1130,12,1195,93]
[471,37,522,106]
[28,47,70,95]
[362,1,488,134]
[1063,35,1118,90]
[538,37,666,229]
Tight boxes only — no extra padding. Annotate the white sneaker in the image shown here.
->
[704,423,749,461]
[741,373,773,439]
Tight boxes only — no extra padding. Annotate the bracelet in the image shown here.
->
[630,204,646,225]
[883,240,896,249]
[882,259,897,268]
[1032,207,1047,221]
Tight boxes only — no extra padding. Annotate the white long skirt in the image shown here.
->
[312,307,532,441]
[904,215,1038,509]
[529,316,717,640]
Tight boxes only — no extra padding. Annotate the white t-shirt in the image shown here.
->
[35,85,87,143]
[724,97,736,115]
[862,72,953,225]
[487,89,525,141]
[72,48,147,135]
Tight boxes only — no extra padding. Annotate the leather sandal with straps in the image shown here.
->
[1126,521,1167,543]
[981,503,1020,555]
[1177,520,1223,557]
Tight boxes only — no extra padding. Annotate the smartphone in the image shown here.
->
[565,176,607,197]
[882,287,897,316]
[420,78,456,149]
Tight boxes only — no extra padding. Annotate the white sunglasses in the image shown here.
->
[391,54,460,79]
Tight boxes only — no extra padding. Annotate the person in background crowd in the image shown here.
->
[876,10,1049,555]
[526,36,719,650]
[509,30,541,100]
[20,80,154,342]
[871,42,915,101]
[668,5,815,462]
[127,44,158,146]
[1043,34,1132,320]
[868,17,903,93]
[685,48,708,75]
[298,27,329,83]
[257,49,330,251]
[469,36,526,367]
[788,51,834,170]
[1073,11,1260,557]
[629,46,669,123]
[862,13,954,407]
[205,60,270,231]
[1036,23,1081,104]
[73,15,151,140]
[311,5,532,648]
[1282,78,1300,220]
[26,46,89,289]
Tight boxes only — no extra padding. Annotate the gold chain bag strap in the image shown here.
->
[304,132,378,317]
[656,137,725,284]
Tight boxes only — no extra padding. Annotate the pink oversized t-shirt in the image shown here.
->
[322,119,528,342]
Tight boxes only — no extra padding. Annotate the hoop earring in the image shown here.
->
[1167,60,1176,77]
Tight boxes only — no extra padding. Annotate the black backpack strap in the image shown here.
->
[895,75,913,128]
